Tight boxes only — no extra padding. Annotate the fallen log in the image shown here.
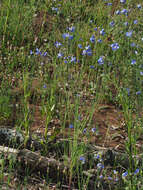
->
[0,146,66,174]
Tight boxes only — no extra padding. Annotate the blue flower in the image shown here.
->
[131,59,136,65]
[70,56,76,63]
[97,39,102,43]
[82,46,92,56]
[94,27,98,31]
[120,0,126,3]
[115,10,120,15]
[86,49,92,56]
[109,21,115,27]
[57,52,64,58]
[140,71,143,76]
[85,45,91,50]
[100,29,105,36]
[133,20,138,24]
[137,4,142,9]
[68,26,75,32]
[69,124,74,129]
[79,156,85,164]
[78,44,83,49]
[91,127,96,132]
[94,154,100,159]
[99,175,103,179]
[97,163,104,169]
[83,128,87,134]
[82,49,87,56]
[130,42,136,47]
[136,91,141,95]
[90,35,95,43]
[124,22,128,26]
[35,48,41,55]
[113,170,117,174]
[108,176,113,180]
[111,43,119,51]
[62,33,73,40]
[43,84,47,89]
[52,7,58,12]
[30,50,33,55]
[122,171,128,177]
[42,52,47,56]
[90,65,95,69]
[55,41,62,48]
[121,9,128,15]
[126,31,133,37]
[134,168,139,175]
[107,3,112,6]
[98,57,104,65]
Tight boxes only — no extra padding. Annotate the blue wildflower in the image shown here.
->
[120,0,126,3]
[79,156,85,164]
[55,41,62,48]
[133,20,138,24]
[100,29,105,36]
[78,44,83,49]
[136,91,141,95]
[52,7,58,12]
[122,171,128,177]
[30,50,33,55]
[42,52,47,56]
[57,52,64,58]
[68,26,75,32]
[108,176,113,180]
[69,124,74,129]
[62,33,73,40]
[115,10,120,15]
[97,163,104,169]
[35,48,41,55]
[126,31,133,37]
[137,4,142,9]
[86,49,92,56]
[124,22,128,26]
[111,43,119,51]
[83,128,87,134]
[90,65,95,69]
[121,9,128,15]
[82,45,92,56]
[109,21,115,27]
[134,168,139,175]
[98,57,104,65]
[113,170,117,174]
[130,42,136,47]
[90,35,95,43]
[43,84,47,89]
[131,59,136,65]
[70,56,76,63]
[99,175,103,179]
[107,3,112,6]
[94,154,100,159]
[91,127,96,133]
[97,39,102,43]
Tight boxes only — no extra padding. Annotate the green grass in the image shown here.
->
[0,0,143,189]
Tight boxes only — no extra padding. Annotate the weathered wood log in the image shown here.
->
[0,146,66,174]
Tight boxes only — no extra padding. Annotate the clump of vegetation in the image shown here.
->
[0,0,143,189]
